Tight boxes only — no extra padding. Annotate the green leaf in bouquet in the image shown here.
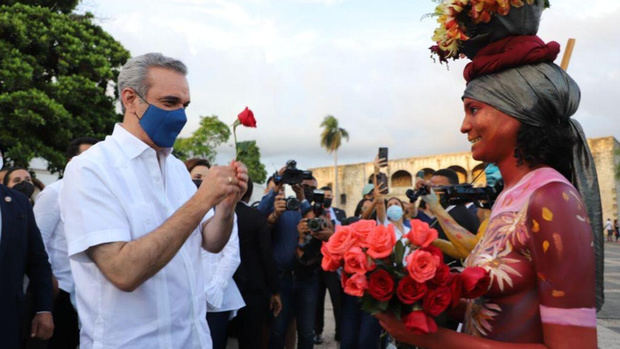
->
[360,296,380,314]
[393,240,405,267]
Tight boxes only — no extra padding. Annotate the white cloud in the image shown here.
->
[80,0,620,172]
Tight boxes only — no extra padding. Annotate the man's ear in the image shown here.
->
[121,88,139,114]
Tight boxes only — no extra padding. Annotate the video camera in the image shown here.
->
[273,160,313,186]
[406,180,503,209]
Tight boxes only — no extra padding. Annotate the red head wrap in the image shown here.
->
[463,35,560,82]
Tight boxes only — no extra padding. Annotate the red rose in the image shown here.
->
[366,224,396,259]
[367,269,395,302]
[396,275,427,304]
[402,310,438,335]
[349,219,376,244]
[449,274,463,308]
[422,286,452,316]
[343,272,368,297]
[460,266,490,298]
[405,249,441,283]
[407,219,438,248]
[344,247,374,274]
[325,225,357,258]
[421,245,443,261]
[320,242,341,272]
[237,107,256,127]
[430,264,452,287]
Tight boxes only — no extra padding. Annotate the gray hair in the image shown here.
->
[117,53,187,113]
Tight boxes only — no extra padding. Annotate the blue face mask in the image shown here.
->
[137,102,187,148]
[387,205,404,221]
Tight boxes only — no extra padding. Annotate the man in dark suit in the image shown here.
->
[231,180,281,349]
[313,186,346,344]
[0,182,54,348]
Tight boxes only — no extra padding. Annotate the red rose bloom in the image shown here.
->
[325,225,357,258]
[406,249,441,283]
[366,224,396,259]
[421,245,443,260]
[449,274,463,308]
[460,266,490,298]
[396,275,427,304]
[237,107,256,127]
[348,219,376,244]
[367,269,395,302]
[430,264,452,287]
[402,310,438,335]
[407,219,438,248]
[343,273,368,297]
[422,286,452,317]
[320,242,341,272]
[344,247,373,274]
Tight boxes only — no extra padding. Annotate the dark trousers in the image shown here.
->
[207,311,231,349]
[48,289,79,349]
[269,272,319,349]
[314,270,342,340]
[340,294,381,349]
[230,294,270,349]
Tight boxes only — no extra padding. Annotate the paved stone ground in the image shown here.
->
[229,242,620,348]
[597,241,620,348]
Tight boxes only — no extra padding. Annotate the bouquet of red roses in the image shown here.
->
[321,219,490,334]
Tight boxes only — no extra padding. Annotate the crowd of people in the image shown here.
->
[0,5,607,345]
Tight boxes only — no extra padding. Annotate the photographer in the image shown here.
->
[257,163,329,349]
[414,169,480,263]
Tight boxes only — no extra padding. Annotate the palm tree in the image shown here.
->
[320,115,349,207]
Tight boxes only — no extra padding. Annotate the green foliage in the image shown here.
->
[2,0,79,14]
[236,140,267,184]
[173,115,231,163]
[0,3,130,173]
[320,115,349,153]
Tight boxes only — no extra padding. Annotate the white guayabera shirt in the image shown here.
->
[34,180,75,302]
[60,124,213,349]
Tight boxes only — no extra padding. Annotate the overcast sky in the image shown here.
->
[78,0,620,174]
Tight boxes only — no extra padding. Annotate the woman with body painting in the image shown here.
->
[376,1,601,347]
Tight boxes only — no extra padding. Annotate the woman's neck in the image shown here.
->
[495,155,542,189]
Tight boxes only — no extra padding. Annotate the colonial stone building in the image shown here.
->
[311,136,620,224]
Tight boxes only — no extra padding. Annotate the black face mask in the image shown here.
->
[303,187,315,202]
[323,198,332,208]
[192,179,202,188]
[13,181,34,198]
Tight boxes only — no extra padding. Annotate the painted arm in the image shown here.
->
[423,188,477,257]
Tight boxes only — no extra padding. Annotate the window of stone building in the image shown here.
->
[448,165,467,183]
[391,170,413,187]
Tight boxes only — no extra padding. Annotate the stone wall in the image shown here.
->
[311,137,620,221]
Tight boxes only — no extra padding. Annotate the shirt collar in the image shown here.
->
[112,123,172,159]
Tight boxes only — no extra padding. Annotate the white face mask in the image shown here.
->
[0,156,3,170]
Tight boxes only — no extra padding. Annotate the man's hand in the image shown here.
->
[274,193,286,216]
[292,184,304,201]
[31,312,54,340]
[215,161,249,213]
[52,276,59,298]
[310,225,333,241]
[196,165,240,209]
[374,155,387,172]
[297,218,310,239]
[270,294,282,317]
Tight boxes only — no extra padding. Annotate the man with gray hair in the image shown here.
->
[60,52,248,348]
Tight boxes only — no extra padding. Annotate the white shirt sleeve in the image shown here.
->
[60,158,131,259]
[33,184,60,257]
[205,213,240,310]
